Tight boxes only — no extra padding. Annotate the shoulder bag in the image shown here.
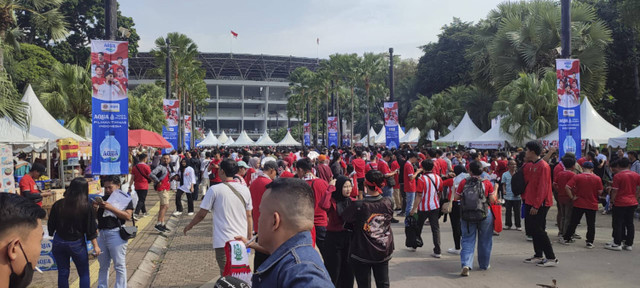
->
[120,213,138,240]
[223,182,247,208]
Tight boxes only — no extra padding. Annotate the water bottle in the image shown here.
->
[100,131,121,174]
[563,133,576,154]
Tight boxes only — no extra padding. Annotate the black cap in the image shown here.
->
[31,162,46,174]
[582,161,594,169]
[214,276,250,288]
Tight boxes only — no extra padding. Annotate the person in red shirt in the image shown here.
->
[608,157,640,251]
[379,152,399,223]
[276,160,295,178]
[352,150,366,193]
[249,161,277,269]
[128,153,151,219]
[561,161,603,247]
[316,154,333,183]
[109,57,126,76]
[390,153,401,210]
[324,176,355,287]
[91,66,106,93]
[114,67,128,92]
[364,154,378,174]
[403,152,423,217]
[208,150,222,186]
[522,141,558,267]
[19,163,51,206]
[553,156,577,238]
[410,159,444,257]
[296,158,332,260]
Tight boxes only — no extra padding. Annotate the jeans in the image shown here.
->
[97,228,128,288]
[504,199,522,228]
[324,231,354,288]
[557,202,573,236]
[175,189,194,213]
[404,192,416,217]
[51,235,90,288]
[450,201,462,250]
[382,186,393,209]
[563,207,596,243]
[351,259,389,288]
[612,205,637,246]
[460,212,493,269]
[524,205,556,259]
[416,210,441,254]
[134,189,148,214]
[315,225,329,261]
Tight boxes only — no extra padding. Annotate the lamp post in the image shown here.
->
[561,0,571,58]
[105,0,117,40]
[389,47,394,101]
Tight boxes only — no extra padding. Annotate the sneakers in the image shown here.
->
[526,235,533,241]
[559,238,574,245]
[524,256,544,264]
[493,231,500,236]
[516,227,522,231]
[622,244,633,251]
[504,226,511,230]
[161,225,170,232]
[172,211,183,217]
[187,212,194,216]
[460,266,470,277]
[408,247,417,252]
[391,218,399,223]
[154,224,166,232]
[604,243,622,251]
[447,248,461,255]
[431,253,441,258]
[586,242,594,249]
[572,233,582,239]
[536,258,558,267]
[133,214,140,220]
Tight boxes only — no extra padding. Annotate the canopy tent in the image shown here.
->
[468,117,531,149]
[255,131,276,146]
[277,131,302,146]
[357,127,378,145]
[128,129,172,148]
[608,125,640,148]
[0,118,49,146]
[400,127,421,144]
[197,131,219,147]
[21,85,86,141]
[229,131,255,147]
[223,136,235,146]
[540,97,624,147]
[435,112,484,145]
[217,131,229,144]
[374,125,406,145]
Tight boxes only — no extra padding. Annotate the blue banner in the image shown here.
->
[91,40,129,175]
[328,117,338,147]
[162,99,179,153]
[303,123,311,146]
[556,59,581,159]
[184,115,192,150]
[384,102,400,148]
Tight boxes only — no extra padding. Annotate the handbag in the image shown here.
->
[119,213,138,240]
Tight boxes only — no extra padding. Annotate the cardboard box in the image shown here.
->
[41,189,65,207]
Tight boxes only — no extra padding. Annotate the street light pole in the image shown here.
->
[105,0,117,40]
[389,47,394,101]
[165,38,171,99]
[561,0,571,58]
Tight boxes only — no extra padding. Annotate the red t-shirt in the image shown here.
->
[115,77,128,91]
[350,174,359,198]
[249,176,272,232]
[364,162,378,174]
[495,160,509,180]
[390,160,400,189]
[132,163,151,190]
[19,174,41,207]
[612,170,640,207]
[416,173,443,211]
[378,160,391,186]
[352,158,366,179]
[307,178,331,227]
[404,161,416,192]
[554,170,576,204]
[244,167,255,185]
[436,158,448,176]
[456,178,495,197]
[91,77,105,92]
[567,173,603,210]
[280,170,295,178]
[553,161,565,181]
[442,178,454,200]
[522,159,553,208]
[577,157,588,166]
[209,159,222,183]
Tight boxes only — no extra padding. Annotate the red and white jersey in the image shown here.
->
[416,173,443,211]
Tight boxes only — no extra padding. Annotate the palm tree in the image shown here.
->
[359,53,386,146]
[288,66,314,142]
[129,84,167,133]
[0,70,28,128]
[38,63,92,137]
[407,92,463,142]
[334,53,359,147]
[491,71,557,143]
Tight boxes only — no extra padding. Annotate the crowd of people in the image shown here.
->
[2,142,639,288]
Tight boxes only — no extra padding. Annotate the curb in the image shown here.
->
[129,216,180,288]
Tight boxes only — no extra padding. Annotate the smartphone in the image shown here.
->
[94,197,104,204]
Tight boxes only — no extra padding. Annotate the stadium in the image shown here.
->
[128,52,320,139]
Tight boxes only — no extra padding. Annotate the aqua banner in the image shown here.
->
[384,102,400,148]
[303,123,311,146]
[184,115,192,150]
[556,59,581,159]
[328,117,338,147]
[163,99,179,153]
[91,40,129,175]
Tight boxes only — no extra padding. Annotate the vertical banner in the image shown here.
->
[327,117,338,147]
[303,123,311,146]
[184,115,192,150]
[162,99,180,153]
[384,102,400,148]
[556,59,581,159]
[91,40,129,175]
[0,144,14,193]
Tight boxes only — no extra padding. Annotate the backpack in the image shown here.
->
[460,177,488,223]
[511,168,526,197]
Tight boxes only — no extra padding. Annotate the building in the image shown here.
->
[128,52,319,139]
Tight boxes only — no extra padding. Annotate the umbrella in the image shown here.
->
[128,129,172,148]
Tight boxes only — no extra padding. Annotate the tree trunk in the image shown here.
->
[366,80,371,147]
[634,52,640,101]
[325,87,329,146]
[0,30,5,72]
[336,81,341,146]
[350,87,354,147]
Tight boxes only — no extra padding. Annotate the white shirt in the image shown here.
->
[97,82,125,100]
[178,166,196,193]
[200,182,253,248]
[261,156,277,167]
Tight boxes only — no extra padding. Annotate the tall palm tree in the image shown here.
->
[359,53,386,146]
[407,92,462,141]
[38,63,92,137]
[334,53,359,146]
[0,70,28,128]
[288,67,314,142]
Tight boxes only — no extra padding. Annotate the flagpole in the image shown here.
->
[316,38,319,64]
[230,32,232,55]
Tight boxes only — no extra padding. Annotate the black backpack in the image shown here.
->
[460,177,488,223]
[511,168,526,197]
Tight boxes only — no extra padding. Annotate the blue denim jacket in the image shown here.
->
[252,231,333,288]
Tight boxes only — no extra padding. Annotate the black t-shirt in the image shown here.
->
[48,200,98,241]
[97,192,134,230]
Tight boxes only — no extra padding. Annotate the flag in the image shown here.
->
[231,30,238,38]
[317,38,319,45]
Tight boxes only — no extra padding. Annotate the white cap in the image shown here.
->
[469,149,477,154]
[480,161,491,168]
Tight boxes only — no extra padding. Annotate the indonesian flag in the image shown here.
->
[231,30,238,38]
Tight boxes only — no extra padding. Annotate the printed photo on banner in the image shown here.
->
[384,102,399,126]
[556,59,580,108]
[162,99,180,152]
[90,42,129,101]
[164,100,180,127]
[556,59,582,159]
[327,117,338,132]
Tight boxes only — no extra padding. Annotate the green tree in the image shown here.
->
[491,71,557,143]
[129,84,166,133]
[37,62,91,137]
[288,66,315,141]
[5,43,57,91]
[359,52,387,145]
[407,92,463,144]
[0,70,27,129]
[392,59,418,127]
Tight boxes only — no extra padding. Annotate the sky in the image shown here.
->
[119,0,506,60]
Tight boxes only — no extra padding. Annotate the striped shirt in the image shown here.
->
[416,173,443,211]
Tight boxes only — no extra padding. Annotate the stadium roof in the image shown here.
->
[129,52,321,82]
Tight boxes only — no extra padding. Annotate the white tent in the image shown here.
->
[374,125,406,145]
[255,131,276,146]
[468,117,531,149]
[217,131,229,144]
[358,127,378,145]
[435,112,484,145]
[609,125,640,148]
[541,97,624,147]
[21,85,86,141]
[229,131,255,147]
[222,136,235,146]
[277,131,302,146]
[196,131,219,147]
[400,127,421,144]
[0,118,48,146]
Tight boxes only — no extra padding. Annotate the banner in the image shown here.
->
[91,40,129,175]
[384,102,400,148]
[303,123,311,146]
[184,115,192,150]
[0,144,14,193]
[162,99,179,153]
[556,59,581,159]
[327,117,338,147]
